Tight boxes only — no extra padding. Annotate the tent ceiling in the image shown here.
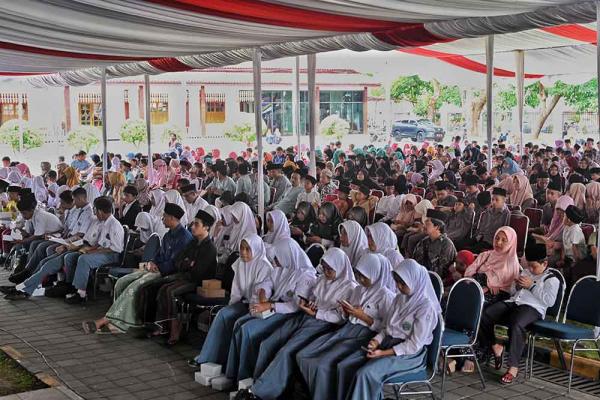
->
[0,0,595,86]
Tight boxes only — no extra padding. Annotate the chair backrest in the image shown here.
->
[428,271,443,301]
[545,268,566,322]
[269,187,276,205]
[306,243,326,268]
[323,194,338,203]
[118,226,131,265]
[453,191,465,199]
[581,224,596,242]
[371,190,384,199]
[565,276,600,327]
[444,278,484,343]
[412,187,425,197]
[524,208,543,229]
[426,314,445,379]
[509,214,529,256]
[507,204,521,212]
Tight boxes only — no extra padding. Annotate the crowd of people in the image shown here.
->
[0,134,598,399]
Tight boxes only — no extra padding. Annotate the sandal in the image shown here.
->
[493,347,505,370]
[501,371,516,385]
[82,321,97,334]
[96,324,124,335]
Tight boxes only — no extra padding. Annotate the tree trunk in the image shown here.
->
[427,79,441,122]
[534,89,562,140]
[470,95,487,137]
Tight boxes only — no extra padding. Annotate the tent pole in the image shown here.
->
[144,74,153,183]
[307,53,317,177]
[485,36,494,171]
[292,56,301,159]
[101,69,108,177]
[596,0,600,279]
[515,50,525,155]
[253,48,265,218]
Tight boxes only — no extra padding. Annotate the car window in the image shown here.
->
[401,120,409,124]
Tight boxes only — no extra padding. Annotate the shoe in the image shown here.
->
[234,389,259,400]
[0,285,16,294]
[45,284,75,298]
[8,271,29,284]
[64,294,86,305]
[4,290,30,300]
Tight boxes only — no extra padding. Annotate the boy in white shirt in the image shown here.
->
[561,205,587,278]
[295,175,321,210]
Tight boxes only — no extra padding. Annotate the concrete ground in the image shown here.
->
[0,268,598,400]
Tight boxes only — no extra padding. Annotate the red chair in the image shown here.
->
[323,194,338,202]
[411,187,425,197]
[509,214,529,257]
[507,204,521,213]
[415,195,423,203]
[581,224,596,242]
[454,191,465,199]
[524,208,543,229]
[269,187,276,205]
[371,190,384,199]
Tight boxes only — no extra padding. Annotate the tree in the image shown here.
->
[67,126,100,153]
[119,119,147,147]
[161,124,186,142]
[320,114,350,140]
[390,75,430,107]
[467,90,487,137]
[391,76,461,123]
[0,119,44,153]
[223,113,267,147]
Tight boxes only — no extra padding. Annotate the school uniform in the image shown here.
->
[270,175,291,204]
[250,248,356,400]
[296,190,321,209]
[457,206,510,252]
[119,200,142,229]
[296,253,395,400]
[375,194,403,222]
[183,196,208,226]
[194,235,272,368]
[446,208,475,241]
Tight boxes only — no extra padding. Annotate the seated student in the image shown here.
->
[456,188,510,253]
[479,244,559,384]
[218,201,257,265]
[346,206,368,227]
[117,185,141,229]
[270,171,303,217]
[431,180,457,211]
[181,183,208,225]
[506,174,535,209]
[390,193,418,237]
[289,201,316,247]
[532,171,550,206]
[191,234,272,369]
[295,175,320,210]
[413,212,457,281]
[344,259,441,400]
[375,179,403,223]
[444,249,476,289]
[247,248,356,400]
[262,210,290,246]
[339,220,369,266]
[558,205,587,283]
[305,202,343,248]
[350,185,378,219]
[366,222,401,262]
[331,183,353,218]
[400,206,436,258]
[225,239,316,382]
[464,226,521,304]
[584,180,600,224]
[152,209,218,344]
[296,253,395,400]
[446,197,475,242]
[463,174,481,209]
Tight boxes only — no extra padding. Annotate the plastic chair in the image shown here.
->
[428,271,443,302]
[386,314,444,400]
[371,190,384,199]
[453,191,465,199]
[323,194,338,202]
[526,275,600,393]
[525,268,566,379]
[440,278,486,397]
[524,208,543,229]
[581,223,596,242]
[509,214,529,257]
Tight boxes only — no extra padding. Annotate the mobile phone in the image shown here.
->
[297,295,309,303]
[360,346,370,352]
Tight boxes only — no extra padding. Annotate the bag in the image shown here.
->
[7,248,29,284]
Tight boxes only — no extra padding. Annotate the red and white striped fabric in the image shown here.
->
[0,0,593,85]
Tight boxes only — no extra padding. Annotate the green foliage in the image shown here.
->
[391,75,461,121]
[496,85,517,112]
[67,126,100,153]
[369,86,385,98]
[224,122,257,145]
[555,78,598,113]
[161,124,186,142]
[0,119,44,153]
[319,114,350,140]
[119,119,147,147]
[438,85,462,108]
[390,75,430,105]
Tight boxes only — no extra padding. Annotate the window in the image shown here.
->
[239,90,254,113]
[150,93,169,125]
[78,93,102,127]
[0,93,28,125]
[319,90,364,134]
[239,90,293,136]
[206,93,225,124]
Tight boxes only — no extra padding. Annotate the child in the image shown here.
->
[295,175,320,210]
[350,185,377,219]
[332,184,353,218]
[560,205,587,282]
[478,243,559,384]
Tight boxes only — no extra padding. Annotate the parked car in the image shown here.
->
[417,119,445,142]
[391,119,444,142]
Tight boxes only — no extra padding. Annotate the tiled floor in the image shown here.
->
[1,269,598,400]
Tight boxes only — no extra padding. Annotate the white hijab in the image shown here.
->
[230,234,273,304]
[312,247,357,310]
[366,222,398,254]
[339,220,368,266]
[165,189,188,225]
[269,238,316,300]
[386,259,441,338]
[84,182,101,203]
[202,205,222,241]
[149,189,166,219]
[263,210,291,244]
[7,170,21,184]
[226,201,257,252]
[32,176,47,203]
[135,212,167,243]
[0,168,8,179]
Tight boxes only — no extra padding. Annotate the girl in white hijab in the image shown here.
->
[202,205,223,246]
[226,238,317,381]
[7,170,21,184]
[263,210,291,245]
[194,234,272,369]
[297,252,396,400]
[428,159,445,183]
[31,176,47,203]
[251,248,357,400]
[339,220,368,266]
[164,189,188,226]
[347,259,441,400]
[366,222,405,266]
[149,189,166,220]
[220,202,257,263]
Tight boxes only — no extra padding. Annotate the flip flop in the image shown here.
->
[82,321,97,334]
[494,347,505,370]
[501,371,516,385]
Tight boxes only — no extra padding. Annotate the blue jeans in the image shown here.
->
[21,251,80,295]
[72,252,120,290]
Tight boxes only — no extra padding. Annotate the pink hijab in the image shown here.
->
[465,226,520,293]
[546,195,574,240]
[585,181,600,223]
[509,175,534,207]
[568,182,586,211]
[152,159,167,187]
[16,163,31,178]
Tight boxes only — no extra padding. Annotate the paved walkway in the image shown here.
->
[1,269,598,400]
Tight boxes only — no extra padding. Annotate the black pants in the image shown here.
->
[455,237,493,253]
[479,302,541,368]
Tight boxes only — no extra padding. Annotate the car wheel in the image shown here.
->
[416,131,424,142]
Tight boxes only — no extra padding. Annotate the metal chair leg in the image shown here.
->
[440,351,448,400]
[472,347,486,390]
[568,342,577,394]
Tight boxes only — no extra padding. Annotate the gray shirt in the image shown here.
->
[273,186,303,217]
[446,208,475,241]
[236,174,253,196]
[270,175,291,204]
[476,206,511,244]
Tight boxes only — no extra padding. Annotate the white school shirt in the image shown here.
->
[184,195,208,221]
[25,208,63,236]
[96,215,124,253]
[62,208,78,236]
[83,217,102,246]
[71,204,94,236]
[295,190,321,209]
[562,224,587,259]
[507,269,559,318]
[376,194,403,221]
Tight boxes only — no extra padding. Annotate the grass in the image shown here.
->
[0,350,47,396]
